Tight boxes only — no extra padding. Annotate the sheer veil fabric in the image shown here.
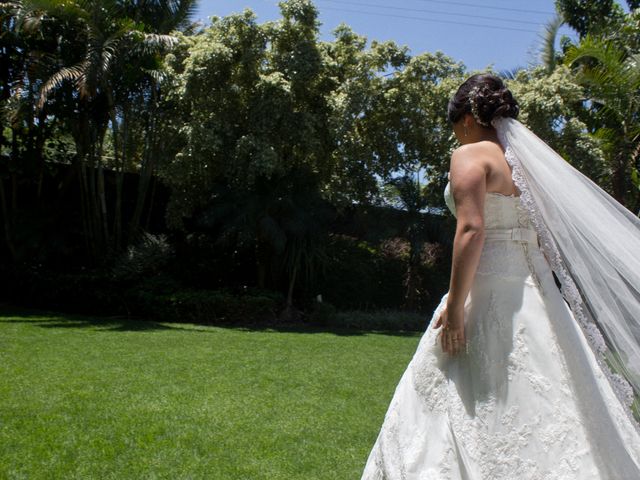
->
[493,117,640,426]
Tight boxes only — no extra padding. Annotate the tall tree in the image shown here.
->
[161,2,337,317]
[322,24,464,209]
[17,0,196,261]
[555,0,626,38]
[0,0,66,261]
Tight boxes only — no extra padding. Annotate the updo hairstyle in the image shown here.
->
[447,73,519,127]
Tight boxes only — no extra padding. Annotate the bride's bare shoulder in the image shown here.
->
[451,141,504,170]
[453,141,503,156]
[449,145,488,191]
[450,142,497,168]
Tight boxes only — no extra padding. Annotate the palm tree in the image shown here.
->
[540,15,565,74]
[0,0,66,261]
[16,0,196,259]
[383,169,430,310]
[0,1,24,261]
[565,35,640,209]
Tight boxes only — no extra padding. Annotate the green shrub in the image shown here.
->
[1,265,281,327]
[305,234,449,313]
[111,232,174,281]
[133,288,278,325]
[306,300,338,327]
[3,267,125,314]
[328,309,428,332]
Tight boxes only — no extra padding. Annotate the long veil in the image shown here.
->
[493,117,640,427]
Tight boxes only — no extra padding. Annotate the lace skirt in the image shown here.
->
[360,240,640,479]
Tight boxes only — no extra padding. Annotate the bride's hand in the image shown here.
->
[434,305,466,356]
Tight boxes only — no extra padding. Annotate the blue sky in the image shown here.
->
[194,0,580,72]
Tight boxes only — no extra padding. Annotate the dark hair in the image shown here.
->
[447,73,519,126]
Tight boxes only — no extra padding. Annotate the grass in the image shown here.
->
[0,305,423,479]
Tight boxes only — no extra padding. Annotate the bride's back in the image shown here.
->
[472,140,519,197]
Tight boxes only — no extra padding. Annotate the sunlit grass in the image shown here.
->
[0,306,421,479]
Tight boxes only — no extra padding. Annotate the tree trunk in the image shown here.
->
[131,85,162,238]
[144,175,158,230]
[113,115,125,253]
[612,159,627,207]
[404,225,424,311]
[611,138,634,207]
[96,132,110,253]
[87,151,102,259]
[0,177,17,262]
[35,107,49,200]
[114,170,124,252]
[286,263,297,309]
[279,263,302,322]
[72,102,108,263]
[75,154,91,258]
[106,89,124,253]
[0,41,10,156]
[256,239,269,289]
[130,105,156,239]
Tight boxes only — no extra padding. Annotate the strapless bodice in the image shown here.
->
[444,181,532,230]
[444,180,541,283]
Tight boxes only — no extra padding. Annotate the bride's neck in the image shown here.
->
[460,127,499,145]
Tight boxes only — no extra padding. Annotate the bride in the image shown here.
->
[360,73,640,479]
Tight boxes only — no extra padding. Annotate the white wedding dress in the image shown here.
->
[360,182,640,479]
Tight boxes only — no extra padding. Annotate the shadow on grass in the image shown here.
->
[0,303,173,332]
[0,303,425,337]
[220,323,423,338]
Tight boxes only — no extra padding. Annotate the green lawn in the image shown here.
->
[0,306,423,479]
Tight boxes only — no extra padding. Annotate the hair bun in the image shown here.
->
[491,86,519,120]
[472,82,519,125]
[447,73,519,126]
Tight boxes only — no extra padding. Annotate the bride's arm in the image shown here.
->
[446,146,488,313]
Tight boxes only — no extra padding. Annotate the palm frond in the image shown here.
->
[540,15,564,74]
[625,53,640,85]
[566,35,628,81]
[592,127,619,151]
[498,67,524,80]
[384,173,428,212]
[181,20,203,37]
[21,0,91,25]
[136,33,179,55]
[142,68,167,85]
[16,9,43,34]
[164,0,199,32]
[565,35,640,123]
[98,35,125,76]
[37,60,86,108]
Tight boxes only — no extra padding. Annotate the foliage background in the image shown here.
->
[0,0,638,329]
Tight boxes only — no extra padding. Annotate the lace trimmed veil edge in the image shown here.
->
[493,117,640,431]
